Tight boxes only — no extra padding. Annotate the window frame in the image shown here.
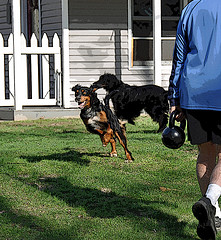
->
[128,0,154,70]
[128,0,191,69]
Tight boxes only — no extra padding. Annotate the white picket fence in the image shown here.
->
[0,32,61,107]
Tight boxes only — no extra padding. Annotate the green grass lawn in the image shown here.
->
[0,116,218,239]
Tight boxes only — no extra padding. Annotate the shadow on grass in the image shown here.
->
[61,129,87,134]
[127,129,158,134]
[21,148,123,165]
[0,175,198,240]
[21,149,90,165]
[0,196,76,240]
[35,176,196,240]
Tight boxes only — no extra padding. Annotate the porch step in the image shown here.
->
[0,107,81,121]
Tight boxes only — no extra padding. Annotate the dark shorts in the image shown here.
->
[184,109,221,145]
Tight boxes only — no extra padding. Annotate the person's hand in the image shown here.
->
[170,106,185,122]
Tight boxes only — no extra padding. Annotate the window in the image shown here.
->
[131,0,153,66]
[129,0,192,67]
[162,0,192,60]
[161,0,189,61]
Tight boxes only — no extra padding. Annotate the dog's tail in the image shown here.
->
[103,91,128,145]
[104,91,133,161]
[103,92,121,133]
[104,90,121,132]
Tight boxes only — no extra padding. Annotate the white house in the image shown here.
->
[0,0,192,120]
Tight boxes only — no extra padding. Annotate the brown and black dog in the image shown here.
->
[72,84,133,162]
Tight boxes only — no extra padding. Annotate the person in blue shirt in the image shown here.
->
[168,0,221,239]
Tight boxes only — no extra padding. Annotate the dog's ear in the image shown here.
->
[90,85,98,93]
[72,86,76,92]
[72,84,81,92]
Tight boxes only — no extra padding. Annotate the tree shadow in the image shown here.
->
[0,196,75,240]
[33,176,197,239]
[0,174,198,239]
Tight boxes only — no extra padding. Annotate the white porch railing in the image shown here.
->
[0,32,62,108]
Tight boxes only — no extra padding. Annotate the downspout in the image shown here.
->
[38,0,43,99]
[153,0,162,86]
[62,0,70,108]
[12,0,23,110]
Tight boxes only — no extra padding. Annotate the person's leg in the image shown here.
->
[192,142,218,239]
[204,144,221,208]
[186,110,221,238]
[214,145,221,217]
[196,142,217,195]
[197,143,221,211]
[205,144,221,230]
[192,144,221,239]
[210,144,221,186]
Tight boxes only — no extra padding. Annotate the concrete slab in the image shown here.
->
[0,107,81,121]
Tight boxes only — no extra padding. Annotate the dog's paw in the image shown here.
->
[124,159,133,163]
[110,152,117,157]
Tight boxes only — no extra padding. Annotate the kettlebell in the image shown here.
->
[162,110,186,149]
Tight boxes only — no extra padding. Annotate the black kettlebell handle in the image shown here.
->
[169,110,186,130]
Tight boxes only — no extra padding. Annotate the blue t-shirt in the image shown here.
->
[168,0,221,111]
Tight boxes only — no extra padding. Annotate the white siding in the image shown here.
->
[162,62,172,89]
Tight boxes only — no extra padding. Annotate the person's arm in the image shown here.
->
[168,12,188,120]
